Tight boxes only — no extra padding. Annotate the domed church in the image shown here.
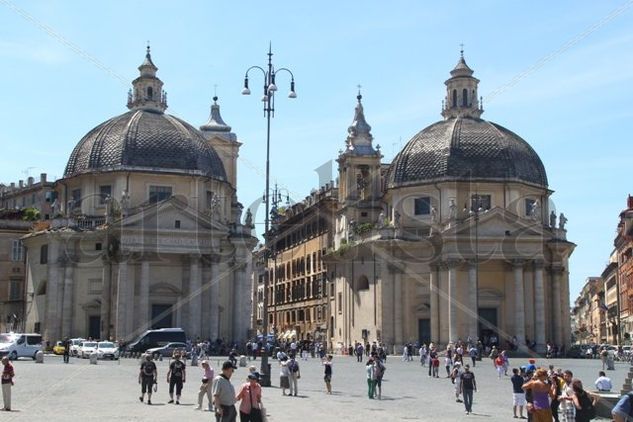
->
[329,52,575,353]
[22,47,257,344]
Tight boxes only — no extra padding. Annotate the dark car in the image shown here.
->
[146,342,190,359]
[126,328,187,353]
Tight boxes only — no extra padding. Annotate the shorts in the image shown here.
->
[512,393,526,406]
[324,375,331,383]
[375,375,383,387]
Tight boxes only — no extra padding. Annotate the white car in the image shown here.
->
[69,338,86,357]
[0,333,42,360]
[96,341,119,360]
[79,341,98,358]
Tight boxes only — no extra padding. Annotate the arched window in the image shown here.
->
[462,88,468,107]
[452,89,457,108]
[356,275,370,291]
[147,86,153,99]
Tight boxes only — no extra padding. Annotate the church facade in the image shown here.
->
[326,53,575,353]
[22,48,256,344]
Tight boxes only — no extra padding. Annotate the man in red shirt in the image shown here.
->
[1,356,15,411]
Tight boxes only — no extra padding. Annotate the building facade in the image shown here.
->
[22,48,256,345]
[615,195,633,341]
[324,54,575,353]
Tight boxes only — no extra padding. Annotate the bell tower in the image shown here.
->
[441,48,483,119]
[127,44,168,113]
[336,91,383,243]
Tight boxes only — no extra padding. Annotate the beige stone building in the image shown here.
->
[572,277,605,344]
[22,48,256,344]
[326,54,575,353]
[601,252,619,344]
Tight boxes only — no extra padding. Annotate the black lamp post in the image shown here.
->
[242,45,296,387]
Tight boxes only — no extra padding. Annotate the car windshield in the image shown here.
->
[98,342,114,348]
[82,342,97,347]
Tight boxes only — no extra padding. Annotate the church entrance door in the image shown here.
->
[88,316,100,340]
[151,304,173,328]
[418,318,430,345]
[478,307,498,347]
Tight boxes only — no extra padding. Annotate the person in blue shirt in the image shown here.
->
[612,392,633,422]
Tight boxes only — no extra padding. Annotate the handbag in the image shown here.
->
[249,385,263,422]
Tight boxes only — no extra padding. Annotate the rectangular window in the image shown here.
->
[175,220,181,229]
[40,244,48,264]
[338,292,342,314]
[95,243,102,251]
[471,194,491,211]
[99,185,112,205]
[11,240,23,262]
[71,189,81,205]
[88,279,102,295]
[149,186,172,203]
[9,280,21,301]
[414,197,431,215]
[525,198,536,217]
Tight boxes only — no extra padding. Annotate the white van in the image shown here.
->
[0,333,43,360]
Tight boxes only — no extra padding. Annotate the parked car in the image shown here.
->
[146,342,190,359]
[69,338,85,357]
[53,341,66,355]
[0,333,43,360]
[126,328,187,354]
[79,341,98,358]
[96,341,119,360]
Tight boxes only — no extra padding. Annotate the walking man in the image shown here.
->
[138,354,157,405]
[167,352,186,404]
[1,356,14,411]
[288,357,301,396]
[460,364,477,415]
[63,337,71,364]
[212,361,237,422]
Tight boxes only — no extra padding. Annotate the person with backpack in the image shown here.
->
[138,354,157,405]
[612,391,633,422]
[288,357,301,396]
[166,352,186,404]
[571,379,596,422]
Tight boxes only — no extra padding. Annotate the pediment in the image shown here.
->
[447,207,547,239]
[119,196,228,233]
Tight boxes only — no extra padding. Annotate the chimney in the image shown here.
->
[40,173,47,183]
[27,177,34,186]
[628,195,633,210]
[10,183,15,189]
[18,180,23,188]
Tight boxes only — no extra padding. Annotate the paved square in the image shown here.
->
[2,354,628,421]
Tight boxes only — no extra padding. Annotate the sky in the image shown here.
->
[0,0,631,300]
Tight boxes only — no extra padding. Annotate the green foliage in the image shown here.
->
[21,207,40,221]
[354,222,374,235]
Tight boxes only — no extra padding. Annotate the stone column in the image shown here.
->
[189,254,202,339]
[533,261,546,353]
[209,255,220,340]
[467,260,478,342]
[447,260,458,343]
[232,262,248,342]
[201,259,211,338]
[551,266,563,347]
[561,268,571,349]
[393,268,403,347]
[100,257,112,340]
[45,243,61,344]
[61,261,75,338]
[139,259,150,331]
[513,260,526,349]
[429,265,440,343]
[115,256,129,341]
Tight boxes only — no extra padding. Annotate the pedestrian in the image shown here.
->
[550,370,563,422]
[445,354,453,377]
[1,356,14,411]
[167,352,186,404]
[558,370,575,422]
[495,355,505,379]
[451,361,464,403]
[594,370,612,392]
[510,368,526,419]
[63,337,71,364]
[138,354,157,405]
[366,358,377,399]
[288,357,301,396]
[196,360,214,411]
[468,345,477,367]
[612,391,633,422]
[432,354,440,378]
[374,355,386,400]
[212,361,237,422]
[501,350,510,376]
[419,343,427,366]
[460,364,477,415]
[570,379,596,422]
[279,357,290,396]
[236,373,262,422]
[522,368,555,422]
[323,355,333,394]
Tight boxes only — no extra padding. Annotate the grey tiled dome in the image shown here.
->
[388,117,547,188]
[64,109,226,180]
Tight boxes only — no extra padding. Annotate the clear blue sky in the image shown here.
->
[0,1,631,300]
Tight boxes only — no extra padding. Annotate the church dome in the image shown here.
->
[387,53,547,189]
[64,46,226,181]
[64,109,226,180]
[387,116,547,188]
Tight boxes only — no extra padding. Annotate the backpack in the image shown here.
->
[289,360,299,373]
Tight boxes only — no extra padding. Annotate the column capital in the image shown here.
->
[466,259,478,269]
[550,264,566,274]
[443,258,462,269]
[533,259,545,269]
[511,259,525,269]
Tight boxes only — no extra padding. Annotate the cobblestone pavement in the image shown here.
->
[2,354,628,421]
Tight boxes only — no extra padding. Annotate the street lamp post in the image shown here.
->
[242,46,296,387]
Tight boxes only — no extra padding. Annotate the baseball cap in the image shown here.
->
[247,373,258,380]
